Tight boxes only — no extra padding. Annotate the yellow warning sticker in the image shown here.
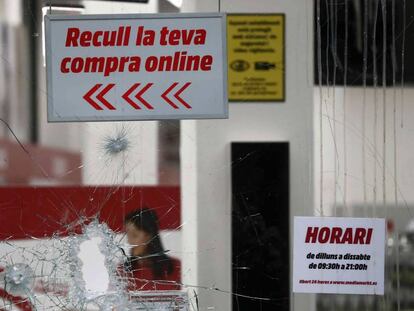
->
[227,14,285,102]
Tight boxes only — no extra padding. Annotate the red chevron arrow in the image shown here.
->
[161,83,179,109]
[83,84,103,110]
[135,83,154,110]
[161,82,192,109]
[83,84,116,110]
[122,83,154,110]
[96,83,116,110]
[122,83,140,109]
[174,82,192,109]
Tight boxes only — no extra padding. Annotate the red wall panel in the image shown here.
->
[0,186,180,240]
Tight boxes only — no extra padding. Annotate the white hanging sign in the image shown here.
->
[293,216,385,295]
[45,13,227,122]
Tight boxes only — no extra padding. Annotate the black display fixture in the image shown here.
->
[232,142,289,311]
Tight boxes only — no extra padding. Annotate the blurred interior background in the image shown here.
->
[1,0,414,310]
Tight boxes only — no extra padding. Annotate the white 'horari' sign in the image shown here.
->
[293,217,385,295]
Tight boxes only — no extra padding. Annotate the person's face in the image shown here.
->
[126,222,152,257]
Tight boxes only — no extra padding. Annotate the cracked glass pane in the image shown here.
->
[0,0,412,310]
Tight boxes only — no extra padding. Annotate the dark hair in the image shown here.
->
[124,208,173,278]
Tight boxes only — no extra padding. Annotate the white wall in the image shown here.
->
[82,122,159,185]
[0,0,22,25]
[37,0,160,185]
[0,0,30,142]
[80,0,159,185]
[83,0,158,14]
[315,86,414,216]
[180,1,314,310]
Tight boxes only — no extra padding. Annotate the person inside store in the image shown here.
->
[122,207,181,291]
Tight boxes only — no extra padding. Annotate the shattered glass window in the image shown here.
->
[0,0,412,310]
